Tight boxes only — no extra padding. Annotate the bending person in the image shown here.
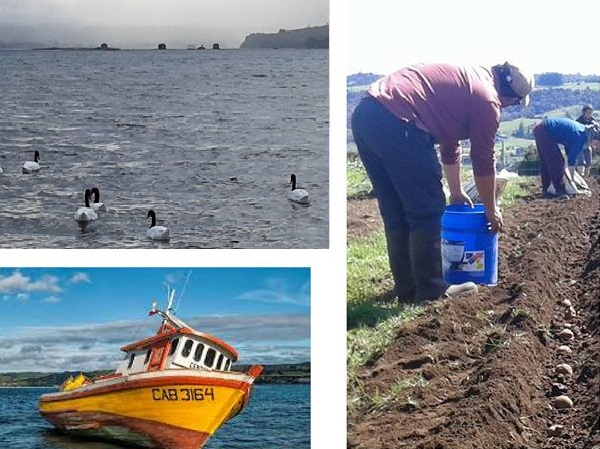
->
[351,62,533,303]
[533,117,600,198]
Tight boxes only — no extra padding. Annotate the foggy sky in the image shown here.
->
[0,0,329,49]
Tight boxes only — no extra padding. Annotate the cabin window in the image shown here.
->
[216,354,224,370]
[127,353,135,369]
[144,349,151,364]
[168,338,179,356]
[193,343,205,362]
[182,339,194,358]
[224,359,231,371]
[204,348,216,368]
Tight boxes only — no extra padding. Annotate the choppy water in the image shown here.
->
[0,384,310,449]
[0,49,328,248]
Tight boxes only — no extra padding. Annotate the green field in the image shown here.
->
[536,82,600,91]
[497,104,591,137]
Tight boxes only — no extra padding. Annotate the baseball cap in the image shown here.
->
[505,63,535,107]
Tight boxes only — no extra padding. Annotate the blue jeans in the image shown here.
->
[351,96,446,233]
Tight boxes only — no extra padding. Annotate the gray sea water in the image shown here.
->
[0,385,310,449]
[0,49,328,248]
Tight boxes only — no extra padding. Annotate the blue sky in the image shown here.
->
[0,267,310,372]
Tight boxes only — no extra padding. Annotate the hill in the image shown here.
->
[0,361,310,387]
[240,25,328,49]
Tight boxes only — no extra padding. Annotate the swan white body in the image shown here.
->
[146,210,170,241]
[91,203,108,212]
[75,189,98,222]
[23,151,41,174]
[75,207,98,222]
[288,189,310,204]
[147,226,170,241]
[90,188,108,212]
[0,166,3,174]
[288,174,310,204]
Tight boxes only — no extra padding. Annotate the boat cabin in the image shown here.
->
[116,324,238,376]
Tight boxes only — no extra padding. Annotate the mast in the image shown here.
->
[150,285,190,330]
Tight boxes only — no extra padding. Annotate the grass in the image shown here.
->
[347,159,373,199]
[349,375,427,416]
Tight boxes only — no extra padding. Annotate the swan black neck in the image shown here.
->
[147,210,157,228]
[34,151,40,163]
[290,174,297,191]
[91,187,100,203]
[84,189,91,207]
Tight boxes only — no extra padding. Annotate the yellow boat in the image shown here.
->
[39,288,263,449]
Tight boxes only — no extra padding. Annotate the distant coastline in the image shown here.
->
[0,361,310,387]
[0,24,329,51]
[240,24,328,49]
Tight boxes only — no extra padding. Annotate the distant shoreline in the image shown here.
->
[0,361,310,387]
[0,47,324,52]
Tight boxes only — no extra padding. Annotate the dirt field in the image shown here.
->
[347,178,600,449]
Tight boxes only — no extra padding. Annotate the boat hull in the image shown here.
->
[43,410,209,449]
[39,370,259,449]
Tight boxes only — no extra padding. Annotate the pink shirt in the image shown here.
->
[368,63,500,176]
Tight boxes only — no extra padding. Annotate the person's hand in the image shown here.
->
[449,190,473,207]
[485,205,503,233]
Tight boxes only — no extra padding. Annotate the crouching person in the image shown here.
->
[533,117,600,198]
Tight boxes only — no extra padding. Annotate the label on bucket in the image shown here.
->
[442,240,485,273]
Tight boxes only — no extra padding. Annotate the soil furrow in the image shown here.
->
[348,178,600,449]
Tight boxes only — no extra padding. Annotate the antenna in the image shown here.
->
[166,285,176,313]
[175,270,192,312]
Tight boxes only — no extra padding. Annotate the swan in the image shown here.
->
[75,189,99,222]
[287,174,310,204]
[90,187,108,212]
[23,151,41,174]
[146,210,170,241]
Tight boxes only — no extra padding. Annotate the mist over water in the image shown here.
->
[0,49,329,248]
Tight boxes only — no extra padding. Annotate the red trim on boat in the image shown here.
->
[92,373,123,381]
[41,410,211,449]
[247,365,263,378]
[40,374,254,403]
[121,328,239,360]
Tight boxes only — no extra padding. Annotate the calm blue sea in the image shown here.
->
[0,49,328,248]
[0,384,310,449]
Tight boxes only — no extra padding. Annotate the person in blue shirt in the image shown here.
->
[533,117,600,198]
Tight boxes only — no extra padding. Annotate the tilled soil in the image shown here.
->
[347,178,600,449]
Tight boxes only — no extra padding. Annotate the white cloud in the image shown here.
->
[0,313,309,372]
[0,271,62,295]
[68,272,91,284]
[237,278,310,307]
[43,295,61,304]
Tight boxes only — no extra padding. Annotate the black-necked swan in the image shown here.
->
[288,174,309,204]
[90,187,108,212]
[75,189,99,222]
[146,210,170,241]
[23,151,41,174]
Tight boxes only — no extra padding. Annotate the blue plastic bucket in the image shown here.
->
[441,204,498,286]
